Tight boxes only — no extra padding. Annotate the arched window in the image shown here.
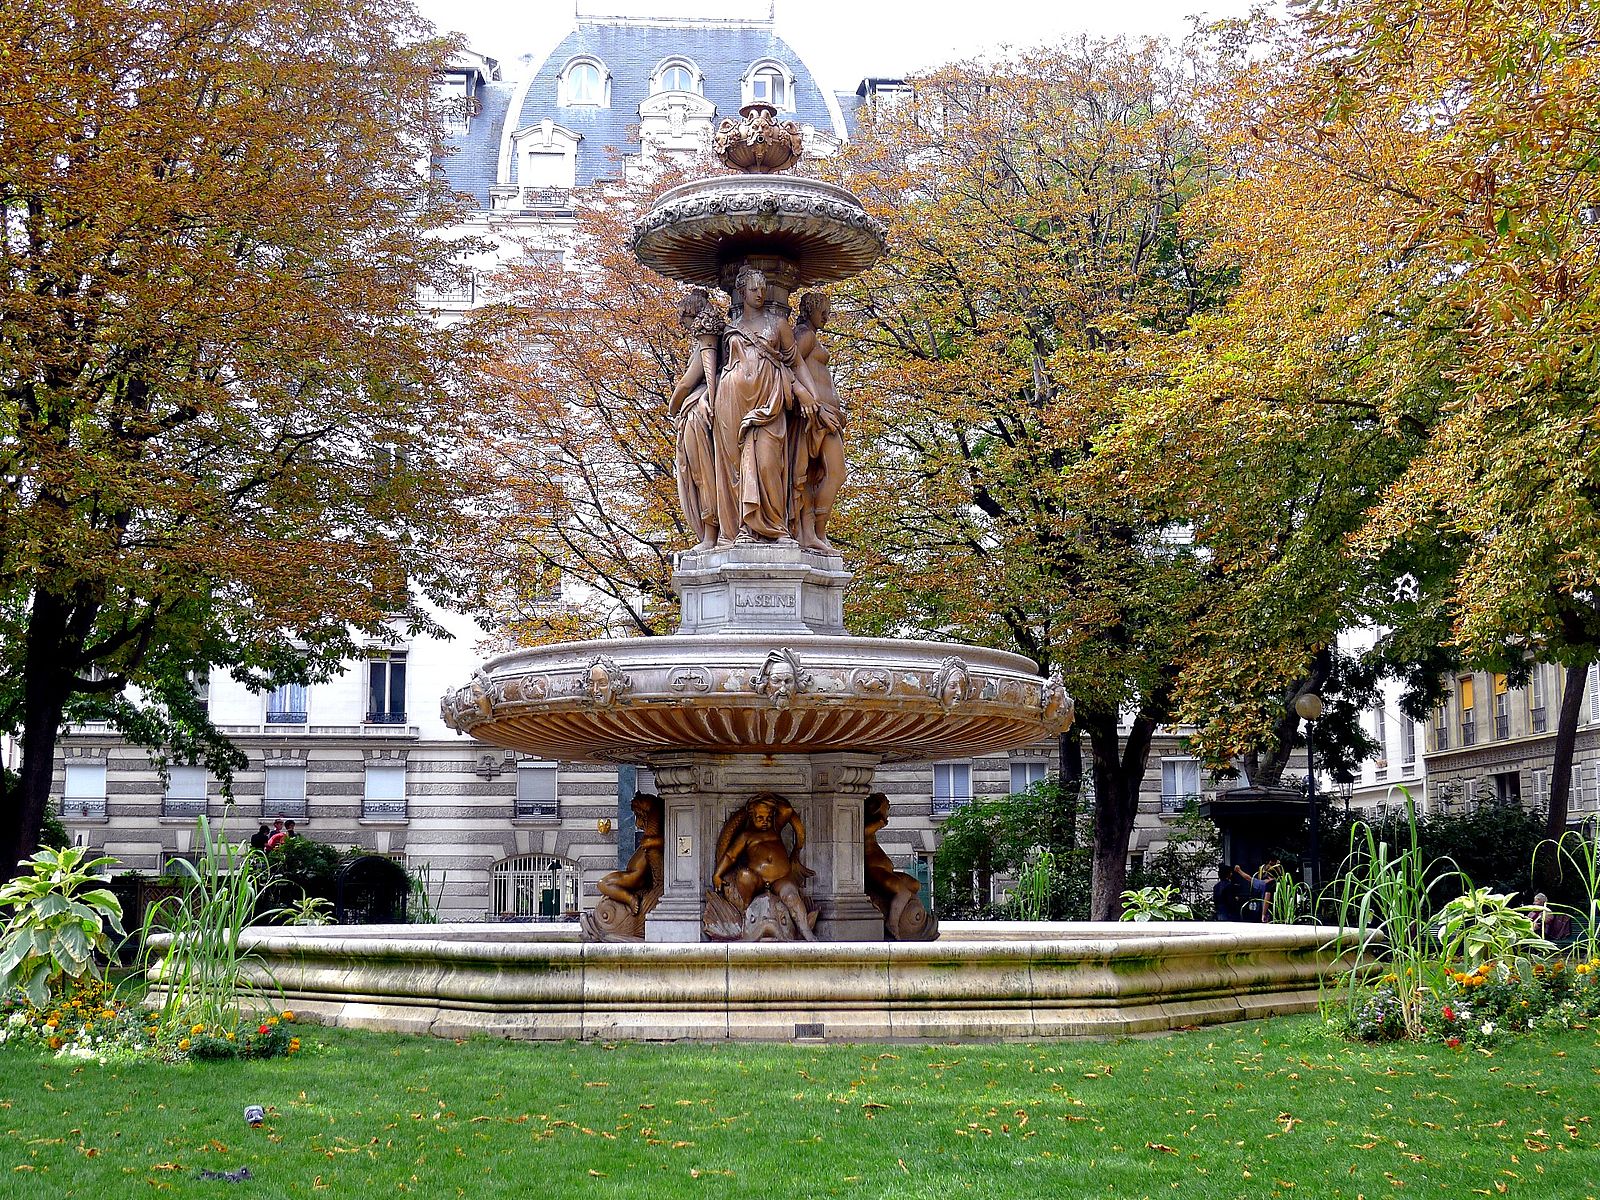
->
[654,59,700,94]
[744,59,793,110]
[561,57,608,108]
[491,854,581,919]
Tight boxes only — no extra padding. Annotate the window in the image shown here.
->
[1531,665,1548,733]
[1160,757,1200,813]
[266,681,307,724]
[654,59,700,94]
[163,765,207,817]
[1492,771,1521,806]
[515,761,559,820]
[932,761,972,817]
[1576,763,1591,810]
[1458,675,1476,746]
[1493,674,1510,739]
[1400,717,1417,770]
[744,60,793,110]
[1590,663,1600,723]
[367,651,407,724]
[562,59,607,107]
[1531,767,1550,807]
[363,763,407,821]
[264,762,307,820]
[491,854,580,919]
[1010,759,1047,794]
[63,762,107,820]
[1434,703,1449,751]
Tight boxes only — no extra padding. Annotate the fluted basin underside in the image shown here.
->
[440,634,1071,764]
[631,175,888,289]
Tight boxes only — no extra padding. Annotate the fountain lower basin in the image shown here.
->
[211,922,1358,1042]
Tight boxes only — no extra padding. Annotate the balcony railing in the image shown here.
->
[1460,719,1476,746]
[932,794,973,818]
[62,797,107,820]
[266,710,307,725]
[161,797,207,819]
[1434,725,1450,751]
[366,711,409,725]
[261,799,308,820]
[514,797,559,821]
[361,799,408,822]
[1532,706,1549,734]
[1494,715,1510,740]
[1160,791,1202,814]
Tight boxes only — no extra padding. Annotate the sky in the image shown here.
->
[411,0,1256,91]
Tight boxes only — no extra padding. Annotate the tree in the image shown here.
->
[0,0,481,877]
[825,40,1248,919]
[1186,0,1600,848]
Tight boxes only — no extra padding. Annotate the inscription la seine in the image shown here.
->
[735,590,797,609]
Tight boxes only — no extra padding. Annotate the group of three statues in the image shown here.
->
[669,267,845,554]
[582,790,934,942]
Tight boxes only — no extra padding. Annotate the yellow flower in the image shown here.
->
[178,1038,191,1051]
[266,1016,279,1026]
[191,1023,206,1035]
[288,1037,301,1053]
[280,1011,295,1022]
[100,1008,116,1019]
[225,1032,236,1041]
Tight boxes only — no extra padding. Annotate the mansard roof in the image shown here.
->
[436,15,846,205]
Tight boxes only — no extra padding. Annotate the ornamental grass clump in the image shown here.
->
[140,816,284,1039]
[1330,792,1456,1040]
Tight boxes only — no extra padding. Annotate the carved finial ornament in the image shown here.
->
[713,103,804,174]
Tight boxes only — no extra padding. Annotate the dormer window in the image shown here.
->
[743,59,793,110]
[561,57,609,108]
[652,57,702,95]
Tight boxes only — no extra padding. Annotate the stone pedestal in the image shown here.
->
[674,544,850,637]
[644,751,885,943]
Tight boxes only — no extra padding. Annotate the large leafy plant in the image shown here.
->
[0,845,125,1006]
[1435,888,1550,965]
[1118,885,1193,922]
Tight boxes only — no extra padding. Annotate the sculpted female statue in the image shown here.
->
[715,265,814,543]
[666,288,723,550]
[792,292,846,553]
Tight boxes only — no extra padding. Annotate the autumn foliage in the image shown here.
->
[0,0,482,872]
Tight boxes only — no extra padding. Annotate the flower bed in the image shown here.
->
[0,979,299,1064]
[1341,956,1600,1047]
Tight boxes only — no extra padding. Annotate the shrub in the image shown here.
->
[0,846,125,1006]
[1118,885,1193,922]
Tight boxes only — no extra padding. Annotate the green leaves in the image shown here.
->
[0,844,125,1004]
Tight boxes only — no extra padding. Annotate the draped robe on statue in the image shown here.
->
[717,316,799,542]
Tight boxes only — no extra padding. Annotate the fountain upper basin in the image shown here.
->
[440,633,1071,764]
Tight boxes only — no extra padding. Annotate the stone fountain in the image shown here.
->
[155,110,1359,1043]
[440,104,1073,944]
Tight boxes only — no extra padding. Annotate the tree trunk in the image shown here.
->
[1058,729,1082,854]
[0,591,75,883]
[1537,660,1589,889]
[1086,710,1160,921]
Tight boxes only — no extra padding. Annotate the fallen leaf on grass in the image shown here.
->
[1146,1143,1178,1154]
[588,1169,607,1178]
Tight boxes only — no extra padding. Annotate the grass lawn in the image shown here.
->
[4,1015,1599,1199]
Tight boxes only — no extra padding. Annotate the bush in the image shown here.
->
[0,846,125,1006]
[932,778,1092,920]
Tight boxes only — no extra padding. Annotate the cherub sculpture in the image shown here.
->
[703,793,817,941]
[579,793,664,942]
[863,792,937,941]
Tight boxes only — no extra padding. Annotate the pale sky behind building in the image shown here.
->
[413,0,1258,89]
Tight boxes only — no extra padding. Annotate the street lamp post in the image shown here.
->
[1293,692,1325,894]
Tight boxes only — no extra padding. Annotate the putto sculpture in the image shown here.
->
[580,792,664,942]
[704,793,817,941]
